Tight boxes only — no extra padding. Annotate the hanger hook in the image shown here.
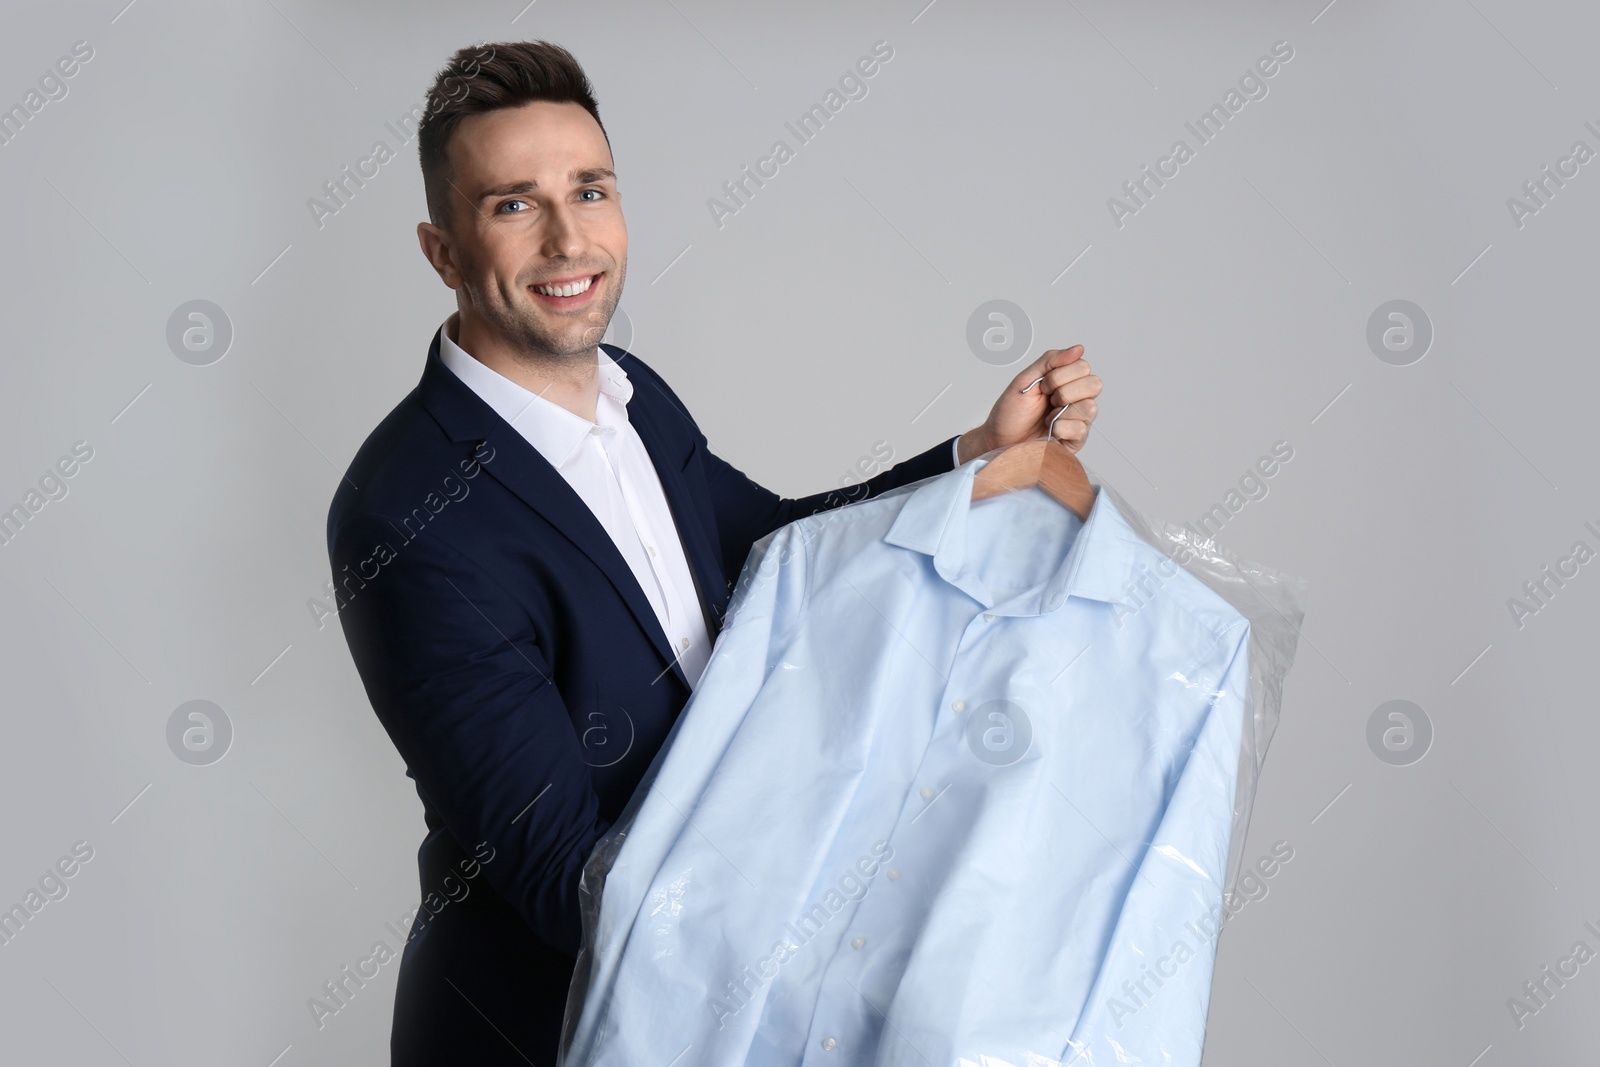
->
[1023,374,1070,447]
[1046,405,1070,444]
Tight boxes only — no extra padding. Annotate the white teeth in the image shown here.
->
[533,275,594,297]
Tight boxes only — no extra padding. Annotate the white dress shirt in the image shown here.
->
[437,315,714,688]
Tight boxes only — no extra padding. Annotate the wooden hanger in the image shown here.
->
[970,374,1095,520]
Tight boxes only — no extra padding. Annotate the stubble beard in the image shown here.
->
[464,256,628,367]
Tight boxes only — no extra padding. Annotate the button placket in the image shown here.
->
[804,605,987,1065]
[804,947,874,1066]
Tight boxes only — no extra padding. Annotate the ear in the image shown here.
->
[417,221,463,289]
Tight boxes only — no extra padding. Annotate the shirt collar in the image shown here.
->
[437,313,634,468]
[883,455,1147,612]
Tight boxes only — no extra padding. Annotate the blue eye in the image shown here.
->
[579,189,603,201]
[500,200,528,213]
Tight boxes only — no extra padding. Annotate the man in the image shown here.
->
[326,39,1102,1066]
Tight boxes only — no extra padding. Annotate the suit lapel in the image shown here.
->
[416,330,695,692]
[606,344,732,630]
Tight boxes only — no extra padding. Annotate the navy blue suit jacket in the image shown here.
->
[327,328,960,1065]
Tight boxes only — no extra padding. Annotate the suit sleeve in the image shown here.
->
[331,511,606,957]
[615,352,961,591]
[697,430,960,580]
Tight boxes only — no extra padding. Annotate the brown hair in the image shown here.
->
[417,40,608,231]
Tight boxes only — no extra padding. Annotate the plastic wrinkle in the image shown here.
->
[647,868,692,961]
[1166,671,1225,700]
[1149,843,1214,881]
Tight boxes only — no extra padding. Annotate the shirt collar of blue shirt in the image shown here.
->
[882,456,1148,616]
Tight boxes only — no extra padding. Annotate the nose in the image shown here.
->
[539,200,587,262]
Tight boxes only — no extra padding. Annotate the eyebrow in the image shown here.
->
[476,168,616,202]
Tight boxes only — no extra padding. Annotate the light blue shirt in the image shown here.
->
[565,455,1253,1067]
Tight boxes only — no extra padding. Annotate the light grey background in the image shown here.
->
[2,0,1595,1063]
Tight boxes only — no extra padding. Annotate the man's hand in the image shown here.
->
[957,345,1102,463]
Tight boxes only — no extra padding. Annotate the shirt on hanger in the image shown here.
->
[565,455,1253,1067]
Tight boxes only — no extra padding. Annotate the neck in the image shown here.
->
[450,310,600,422]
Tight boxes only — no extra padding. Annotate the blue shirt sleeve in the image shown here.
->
[1062,620,1253,1066]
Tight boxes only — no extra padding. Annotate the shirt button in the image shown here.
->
[679,637,690,650]
[647,545,657,557]
[983,613,994,622]
[589,426,603,436]
[851,936,866,949]
[886,868,901,881]
[951,700,966,713]
[821,1037,837,1051]
[919,786,934,800]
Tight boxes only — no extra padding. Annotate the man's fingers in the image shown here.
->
[1046,416,1091,450]
[1053,392,1098,421]
[1033,365,1095,410]
[1005,344,1097,450]
[1048,399,1096,432]
[1052,396,1098,425]
[1047,376,1102,412]
[1013,345,1085,392]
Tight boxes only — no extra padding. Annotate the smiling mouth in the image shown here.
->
[530,273,600,303]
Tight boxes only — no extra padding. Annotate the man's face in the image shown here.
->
[436,100,626,361]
